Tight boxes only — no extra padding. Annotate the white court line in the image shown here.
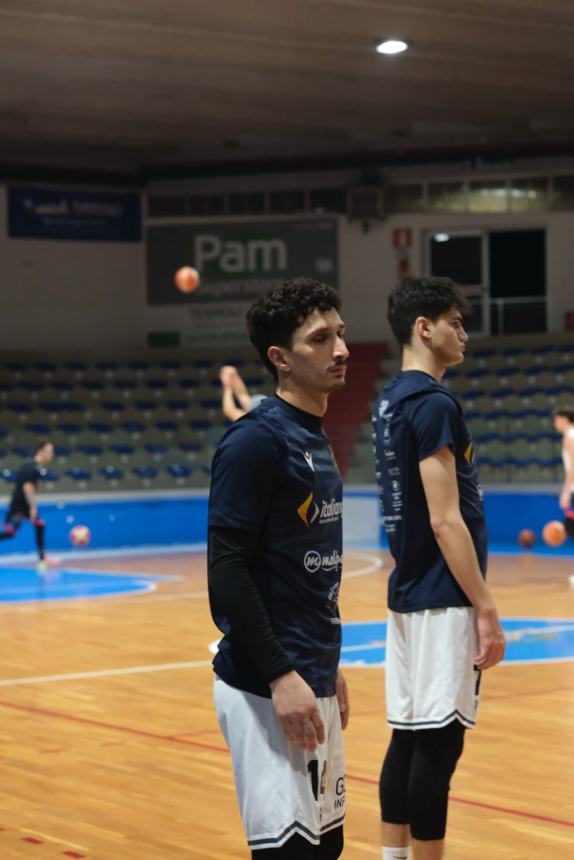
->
[0,589,208,613]
[343,551,384,579]
[0,659,213,688]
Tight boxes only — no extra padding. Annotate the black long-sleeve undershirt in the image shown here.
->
[208,527,294,685]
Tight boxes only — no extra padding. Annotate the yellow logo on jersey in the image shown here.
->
[297,492,320,527]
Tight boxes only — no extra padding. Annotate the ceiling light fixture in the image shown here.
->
[376,39,409,55]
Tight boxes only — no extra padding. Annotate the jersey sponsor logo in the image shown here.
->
[297,492,320,527]
[304,549,342,573]
[297,493,343,527]
[303,450,314,471]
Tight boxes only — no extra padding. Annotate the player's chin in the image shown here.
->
[326,371,347,389]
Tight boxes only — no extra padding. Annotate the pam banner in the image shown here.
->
[146,217,339,306]
[9,186,141,242]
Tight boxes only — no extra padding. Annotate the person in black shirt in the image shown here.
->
[208,279,349,859]
[373,279,505,860]
[0,440,54,567]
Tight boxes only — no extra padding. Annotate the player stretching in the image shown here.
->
[0,440,55,568]
[373,278,505,860]
[208,279,349,858]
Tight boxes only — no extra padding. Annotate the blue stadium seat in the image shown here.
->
[1,469,16,483]
[82,380,105,394]
[64,361,89,373]
[0,382,13,397]
[90,421,114,435]
[167,464,192,479]
[200,398,220,411]
[189,419,211,432]
[27,423,51,436]
[166,400,188,413]
[179,379,199,393]
[5,361,26,373]
[52,381,75,395]
[133,465,158,480]
[145,442,168,456]
[96,361,120,373]
[7,402,32,415]
[100,465,124,481]
[155,420,178,433]
[58,422,83,435]
[20,381,44,395]
[114,379,137,394]
[54,445,71,457]
[35,361,58,373]
[39,469,60,483]
[13,446,35,458]
[62,402,85,414]
[0,425,9,438]
[101,400,126,414]
[38,401,66,414]
[179,441,201,455]
[77,444,103,457]
[192,359,214,371]
[109,444,135,458]
[146,379,168,394]
[66,468,92,482]
[159,360,182,372]
[134,400,158,413]
[122,421,145,434]
[127,360,150,372]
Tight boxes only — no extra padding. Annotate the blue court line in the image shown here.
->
[0,566,162,603]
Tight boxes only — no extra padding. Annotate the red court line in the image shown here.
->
[1,699,572,831]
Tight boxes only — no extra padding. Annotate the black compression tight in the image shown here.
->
[379,722,465,841]
[251,827,343,859]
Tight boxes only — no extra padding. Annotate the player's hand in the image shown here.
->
[219,365,237,387]
[336,670,349,730]
[475,605,506,670]
[559,489,570,511]
[270,671,325,752]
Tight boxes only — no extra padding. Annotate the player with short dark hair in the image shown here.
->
[552,405,574,540]
[373,277,506,860]
[208,278,349,858]
[0,440,54,568]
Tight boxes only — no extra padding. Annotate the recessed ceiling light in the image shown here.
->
[434,233,450,243]
[376,39,409,55]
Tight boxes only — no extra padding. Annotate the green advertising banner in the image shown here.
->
[145,217,339,345]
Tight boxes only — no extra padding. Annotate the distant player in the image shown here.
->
[552,405,574,540]
[209,279,349,858]
[0,440,55,567]
[219,364,266,421]
[373,278,505,860]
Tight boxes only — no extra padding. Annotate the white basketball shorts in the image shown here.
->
[214,676,346,850]
[385,607,481,730]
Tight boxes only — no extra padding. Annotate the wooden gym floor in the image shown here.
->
[0,548,572,859]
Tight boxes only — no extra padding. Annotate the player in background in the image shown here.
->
[552,405,574,539]
[0,440,55,569]
[219,364,266,421]
[373,278,505,860]
[208,279,349,858]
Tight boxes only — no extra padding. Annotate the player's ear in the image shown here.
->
[414,315,432,343]
[267,345,290,375]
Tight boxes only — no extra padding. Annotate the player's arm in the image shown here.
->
[219,366,251,421]
[560,434,574,509]
[419,446,506,670]
[23,482,38,521]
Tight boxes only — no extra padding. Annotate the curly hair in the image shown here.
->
[389,277,471,348]
[246,278,340,379]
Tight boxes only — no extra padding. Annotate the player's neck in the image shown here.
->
[275,383,328,418]
[401,347,446,382]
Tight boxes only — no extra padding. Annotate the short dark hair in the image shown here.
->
[35,440,52,454]
[246,278,340,379]
[553,406,574,423]
[388,277,471,348]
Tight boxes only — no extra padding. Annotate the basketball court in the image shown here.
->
[0,546,572,859]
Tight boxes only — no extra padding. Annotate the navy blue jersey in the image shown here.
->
[208,395,343,698]
[373,370,487,612]
[9,461,43,515]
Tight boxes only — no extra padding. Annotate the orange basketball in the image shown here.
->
[542,520,566,547]
[518,528,536,549]
[174,266,200,294]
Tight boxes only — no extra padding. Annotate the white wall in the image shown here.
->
[0,185,144,353]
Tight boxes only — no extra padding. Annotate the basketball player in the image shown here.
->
[208,279,349,858]
[373,278,506,860]
[0,440,54,567]
[552,405,574,539]
[219,364,266,421]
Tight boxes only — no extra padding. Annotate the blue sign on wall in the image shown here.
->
[8,185,141,242]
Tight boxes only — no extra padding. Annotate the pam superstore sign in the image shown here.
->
[146,218,339,305]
